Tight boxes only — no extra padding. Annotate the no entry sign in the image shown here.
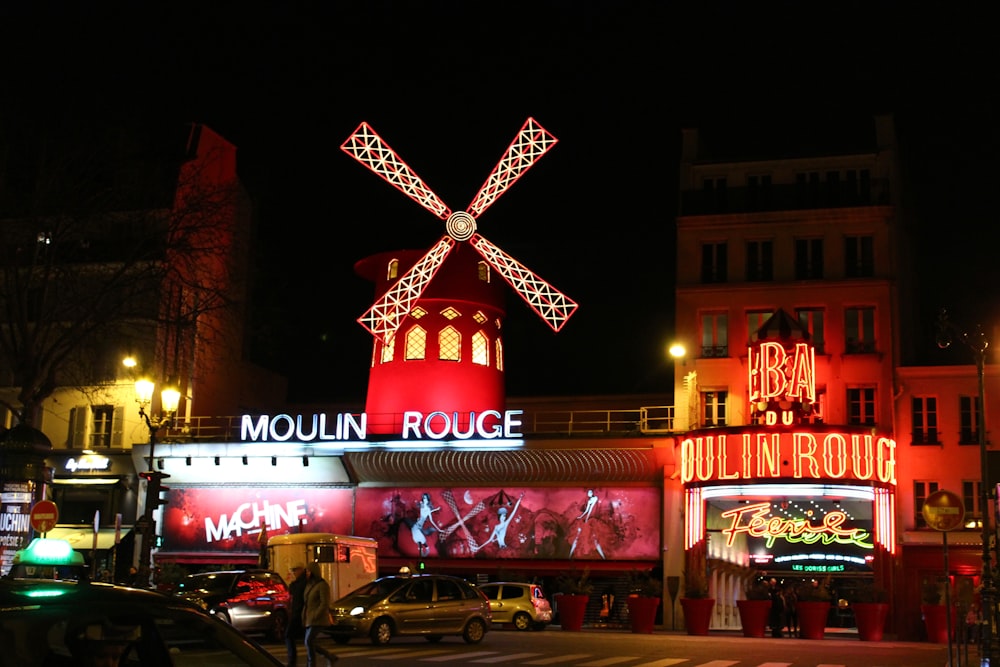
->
[922,489,965,532]
[29,500,59,534]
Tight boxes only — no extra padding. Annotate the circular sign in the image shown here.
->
[922,489,966,532]
[30,500,59,534]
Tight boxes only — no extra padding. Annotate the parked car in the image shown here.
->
[327,573,491,645]
[173,569,291,641]
[0,542,284,667]
[478,581,552,630]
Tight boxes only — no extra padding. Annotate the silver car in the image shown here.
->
[478,582,552,630]
[328,573,491,645]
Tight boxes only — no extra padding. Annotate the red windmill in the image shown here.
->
[343,118,578,435]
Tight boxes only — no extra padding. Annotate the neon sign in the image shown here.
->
[680,430,896,484]
[240,410,524,442]
[720,501,873,550]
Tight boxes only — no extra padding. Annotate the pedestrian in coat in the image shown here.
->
[302,562,331,667]
[285,564,307,667]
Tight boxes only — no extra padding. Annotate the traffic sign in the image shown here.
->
[922,489,965,531]
[29,500,59,533]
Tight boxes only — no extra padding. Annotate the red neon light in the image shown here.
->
[719,501,873,549]
[748,341,815,404]
[680,431,897,484]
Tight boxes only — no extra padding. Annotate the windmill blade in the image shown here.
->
[466,117,558,219]
[470,234,578,332]
[358,237,456,343]
[341,122,452,220]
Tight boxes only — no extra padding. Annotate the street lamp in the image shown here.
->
[937,308,995,666]
[134,376,179,588]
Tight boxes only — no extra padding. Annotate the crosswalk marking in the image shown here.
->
[523,654,593,664]
[629,659,690,667]
[470,654,547,663]
[690,662,738,667]
[754,663,792,667]
[577,657,641,666]
[418,650,499,661]
[369,648,452,660]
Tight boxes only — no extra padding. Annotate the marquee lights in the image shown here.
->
[241,410,525,442]
[680,431,896,484]
[720,501,873,549]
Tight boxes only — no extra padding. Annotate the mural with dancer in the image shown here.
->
[357,486,660,561]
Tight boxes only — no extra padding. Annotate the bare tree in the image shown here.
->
[0,121,251,427]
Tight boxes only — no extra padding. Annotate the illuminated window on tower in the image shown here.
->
[439,326,460,361]
[380,331,395,363]
[495,338,504,371]
[387,259,399,280]
[478,261,490,282]
[405,326,426,360]
[472,332,488,366]
[441,307,460,320]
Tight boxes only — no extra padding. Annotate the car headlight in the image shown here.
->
[349,606,366,616]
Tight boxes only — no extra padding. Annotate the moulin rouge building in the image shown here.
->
[8,114,995,642]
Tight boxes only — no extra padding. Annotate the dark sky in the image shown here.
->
[2,2,997,403]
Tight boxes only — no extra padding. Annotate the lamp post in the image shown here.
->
[134,377,179,588]
[937,308,995,666]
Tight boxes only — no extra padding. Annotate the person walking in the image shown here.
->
[285,564,307,667]
[302,562,331,667]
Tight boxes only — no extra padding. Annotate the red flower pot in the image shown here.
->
[736,599,772,638]
[796,600,830,640]
[627,596,660,634]
[853,602,889,641]
[921,604,956,644]
[557,594,589,632]
[680,597,715,636]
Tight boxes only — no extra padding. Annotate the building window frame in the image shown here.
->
[847,386,877,426]
[911,396,940,445]
[701,311,728,358]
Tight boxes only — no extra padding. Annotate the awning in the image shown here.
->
[44,526,131,551]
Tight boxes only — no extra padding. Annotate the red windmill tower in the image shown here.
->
[343,118,578,435]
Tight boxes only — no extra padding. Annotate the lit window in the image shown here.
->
[439,326,460,361]
[963,480,984,528]
[472,332,488,366]
[411,307,427,319]
[380,331,395,363]
[495,338,504,371]
[91,405,115,448]
[387,259,399,280]
[441,307,460,320]
[478,261,490,282]
[473,311,487,324]
[405,327,426,360]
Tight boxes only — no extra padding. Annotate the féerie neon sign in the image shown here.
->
[720,501,873,549]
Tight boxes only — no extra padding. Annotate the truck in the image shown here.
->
[267,533,378,602]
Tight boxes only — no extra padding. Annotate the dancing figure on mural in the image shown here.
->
[411,492,442,557]
[570,488,606,559]
[472,493,524,552]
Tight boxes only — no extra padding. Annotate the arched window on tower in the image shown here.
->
[495,338,504,371]
[380,330,395,363]
[472,331,489,366]
[439,326,461,361]
[405,326,426,360]
[387,258,399,280]
[478,261,490,282]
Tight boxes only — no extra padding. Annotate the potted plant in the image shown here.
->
[555,568,593,632]
[679,568,715,635]
[852,582,890,641]
[736,577,773,638]
[920,576,952,643]
[795,576,832,640]
[626,569,662,634]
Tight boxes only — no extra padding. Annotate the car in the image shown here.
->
[327,573,491,645]
[478,581,552,630]
[173,569,291,641]
[0,539,285,667]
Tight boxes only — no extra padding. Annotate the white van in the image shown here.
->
[267,533,378,601]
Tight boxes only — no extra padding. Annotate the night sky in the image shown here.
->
[2,2,997,403]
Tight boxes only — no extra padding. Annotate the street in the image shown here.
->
[262,626,955,667]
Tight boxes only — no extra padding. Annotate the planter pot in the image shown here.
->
[797,600,830,640]
[853,602,889,641]
[736,599,772,638]
[921,603,956,644]
[557,594,589,632]
[680,597,715,636]
[626,596,660,634]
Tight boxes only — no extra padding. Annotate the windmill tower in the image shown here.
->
[343,118,578,435]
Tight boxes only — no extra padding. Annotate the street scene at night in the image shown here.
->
[1,3,997,667]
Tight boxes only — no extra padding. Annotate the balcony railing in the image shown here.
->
[156,405,679,443]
